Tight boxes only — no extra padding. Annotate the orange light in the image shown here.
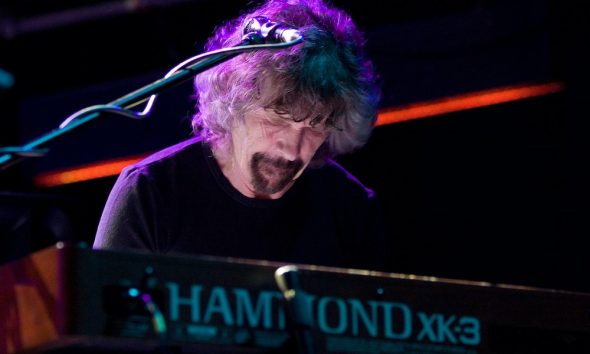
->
[376,82,565,126]
[34,155,147,187]
[34,82,565,188]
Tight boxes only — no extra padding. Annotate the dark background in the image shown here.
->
[1,0,588,292]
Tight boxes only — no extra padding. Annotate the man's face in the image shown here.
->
[226,107,331,199]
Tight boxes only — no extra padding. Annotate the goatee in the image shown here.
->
[250,153,303,195]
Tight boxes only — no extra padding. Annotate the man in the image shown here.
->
[94,0,386,271]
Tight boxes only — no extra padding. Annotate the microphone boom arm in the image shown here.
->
[0,31,303,171]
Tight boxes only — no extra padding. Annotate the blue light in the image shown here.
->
[0,67,15,89]
[128,288,139,297]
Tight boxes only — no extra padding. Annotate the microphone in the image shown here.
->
[243,16,304,44]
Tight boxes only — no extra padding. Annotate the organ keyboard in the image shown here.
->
[1,242,589,354]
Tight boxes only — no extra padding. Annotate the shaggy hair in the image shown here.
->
[193,0,380,164]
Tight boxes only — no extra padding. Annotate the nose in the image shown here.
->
[275,124,305,161]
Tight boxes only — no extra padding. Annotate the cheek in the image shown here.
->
[231,135,251,169]
[302,134,328,159]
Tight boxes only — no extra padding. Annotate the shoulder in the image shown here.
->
[133,136,204,169]
[106,137,207,199]
[121,137,205,179]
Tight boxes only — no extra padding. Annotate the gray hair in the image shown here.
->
[193,0,380,164]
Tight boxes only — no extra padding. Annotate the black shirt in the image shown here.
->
[94,137,386,270]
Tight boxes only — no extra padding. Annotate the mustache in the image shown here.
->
[251,153,303,171]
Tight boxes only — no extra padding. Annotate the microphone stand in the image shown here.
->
[275,265,317,354]
[0,25,303,171]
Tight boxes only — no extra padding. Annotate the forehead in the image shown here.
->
[244,107,295,125]
[248,107,325,128]
[255,82,339,124]
[260,104,337,128]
